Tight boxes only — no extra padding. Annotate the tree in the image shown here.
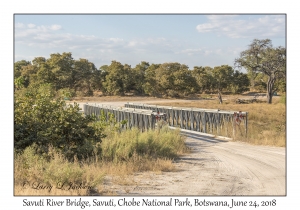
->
[14,60,31,79]
[191,66,207,93]
[19,63,39,88]
[132,61,149,94]
[36,63,55,85]
[212,65,235,92]
[14,76,25,90]
[102,61,130,95]
[230,70,250,94]
[155,62,198,97]
[143,63,160,96]
[73,58,97,96]
[46,52,74,91]
[235,39,286,103]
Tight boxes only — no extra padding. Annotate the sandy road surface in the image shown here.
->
[74,99,286,196]
[102,133,285,196]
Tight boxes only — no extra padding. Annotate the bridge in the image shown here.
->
[83,103,248,139]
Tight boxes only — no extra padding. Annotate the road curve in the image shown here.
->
[110,131,285,196]
[75,100,286,196]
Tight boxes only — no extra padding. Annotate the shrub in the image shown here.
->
[57,88,75,99]
[14,84,104,160]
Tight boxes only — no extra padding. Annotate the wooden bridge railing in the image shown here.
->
[125,103,248,138]
[83,104,156,131]
[82,103,248,138]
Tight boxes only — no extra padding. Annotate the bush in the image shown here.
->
[57,88,75,99]
[14,84,104,160]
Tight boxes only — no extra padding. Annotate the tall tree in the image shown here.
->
[235,39,286,103]
[46,52,74,90]
[212,65,235,92]
[14,60,31,79]
[143,63,160,96]
[73,58,97,96]
[132,61,149,94]
[191,66,207,93]
[102,61,127,95]
[155,62,198,97]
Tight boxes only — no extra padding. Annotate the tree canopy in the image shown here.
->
[235,39,286,103]
[15,50,285,98]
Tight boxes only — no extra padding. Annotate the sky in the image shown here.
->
[14,14,286,70]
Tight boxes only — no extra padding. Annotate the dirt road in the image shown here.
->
[100,132,285,196]
[76,99,286,196]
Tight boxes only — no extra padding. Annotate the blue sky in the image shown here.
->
[14,14,286,70]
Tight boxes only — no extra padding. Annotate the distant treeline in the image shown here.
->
[14,52,285,98]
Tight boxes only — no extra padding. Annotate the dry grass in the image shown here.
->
[14,126,187,196]
[150,95,286,147]
[70,95,160,103]
[14,153,176,196]
[72,94,286,146]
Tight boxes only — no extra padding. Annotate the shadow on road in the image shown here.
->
[180,131,229,144]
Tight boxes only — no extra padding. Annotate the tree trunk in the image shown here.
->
[218,91,223,104]
[266,76,275,104]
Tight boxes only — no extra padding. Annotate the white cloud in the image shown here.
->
[16,21,261,68]
[50,24,62,30]
[15,23,62,39]
[109,38,123,42]
[179,48,202,56]
[15,22,178,66]
[196,15,285,38]
[15,23,25,28]
[127,41,137,47]
[27,23,35,28]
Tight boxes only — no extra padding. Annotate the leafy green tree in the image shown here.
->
[132,61,149,94]
[32,57,46,66]
[19,63,39,88]
[123,63,135,93]
[172,67,199,96]
[235,39,286,103]
[102,61,123,95]
[14,60,31,79]
[247,72,267,92]
[155,62,198,97]
[191,66,206,93]
[14,84,104,160]
[143,63,160,96]
[230,71,250,93]
[73,58,98,96]
[102,61,134,95]
[212,65,235,92]
[36,63,56,85]
[99,65,109,91]
[14,76,25,90]
[194,66,215,93]
[46,52,74,91]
